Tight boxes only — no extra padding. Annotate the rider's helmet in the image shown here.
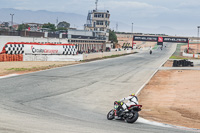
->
[130,93,135,96]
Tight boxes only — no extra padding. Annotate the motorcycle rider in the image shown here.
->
[120,93,138,112]
[150,46,153,54]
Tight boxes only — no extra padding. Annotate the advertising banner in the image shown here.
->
[158,37,163,42]
[25,45,62,54]
[133,36,158,42]
[3,43,77,55]
[163,37,188,43]
[133,36,188,43]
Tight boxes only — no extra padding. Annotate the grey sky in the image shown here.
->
[0,0,200,36]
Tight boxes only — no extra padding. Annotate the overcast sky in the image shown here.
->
[0,0,200,36]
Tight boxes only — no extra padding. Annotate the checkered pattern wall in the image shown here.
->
[3,43,77,55]
[5,44,24,54]
[63,45,77,55]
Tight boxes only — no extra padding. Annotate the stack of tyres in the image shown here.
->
[173,60,177,67]
[20,54,23,61]
[3,54,7,61]
[13,55,16,61]
[173,60,194,67]
[0,54,24,62]
[16,55,18,61]
[0,54,2,62]
[8,55,11,61]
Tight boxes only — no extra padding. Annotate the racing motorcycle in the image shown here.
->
[107,101,142,123]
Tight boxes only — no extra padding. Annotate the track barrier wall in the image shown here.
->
[23,54,83,61]
[0,42,79,62]
[83,49,137,60]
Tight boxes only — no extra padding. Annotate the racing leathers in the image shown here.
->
[120,95,138,112]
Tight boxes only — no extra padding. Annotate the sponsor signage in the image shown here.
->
[158,37,163,42]
[3,43,77,55]
[133,36,158,42]
[31,45,59,54]
[133,36,188,43]
[25,45,63,55]
[163,37,188,43]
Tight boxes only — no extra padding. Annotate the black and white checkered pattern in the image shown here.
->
[5,44,24,54]
[63,45,77,55]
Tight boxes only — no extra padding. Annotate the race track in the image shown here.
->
[0,44,196,133]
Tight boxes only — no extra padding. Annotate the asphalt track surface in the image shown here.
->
[0,44,197,133]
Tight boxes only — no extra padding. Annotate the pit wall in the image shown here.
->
[23,54,83,61]
[0,49,140,62]
[83,49,138,60]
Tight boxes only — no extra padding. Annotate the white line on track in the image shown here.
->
[0,74,20,79]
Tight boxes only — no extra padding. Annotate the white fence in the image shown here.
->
[182,51,200,58]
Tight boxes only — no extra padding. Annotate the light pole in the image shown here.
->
[197,26,200,54]
[132,23,134,49]
[131,23,133,33]
[10,14,14,30]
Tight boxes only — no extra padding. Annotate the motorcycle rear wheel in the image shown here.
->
[107,110,115,120]
[126,111,139,123]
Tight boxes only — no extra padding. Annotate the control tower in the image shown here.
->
[84,0,110,41]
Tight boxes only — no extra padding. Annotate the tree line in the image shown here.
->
[17,21,70,31]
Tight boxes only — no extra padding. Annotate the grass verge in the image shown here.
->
[169,56,189,60]
[5,64,65,72]
[153,44,159,50]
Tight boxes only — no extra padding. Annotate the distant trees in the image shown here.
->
[17,24,29,31]
[42,21,70,32]
[57,21,70,31]
[42,23,56,31]
[109,30,118,43]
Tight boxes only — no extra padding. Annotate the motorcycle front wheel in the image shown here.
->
[126,111,139,123]
[107,110,115,120]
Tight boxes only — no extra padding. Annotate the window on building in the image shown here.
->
[100,28,104,31]
[105,21,108,27]
[97,21,104,25]
[94,13,104,18]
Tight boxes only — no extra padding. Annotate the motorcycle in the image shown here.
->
[107,101,142,123]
